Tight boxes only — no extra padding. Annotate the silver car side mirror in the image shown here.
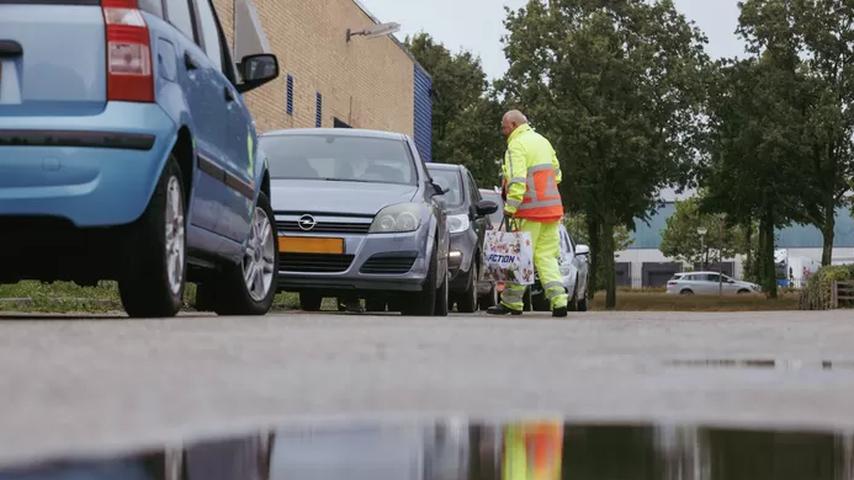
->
[575,245,590,256]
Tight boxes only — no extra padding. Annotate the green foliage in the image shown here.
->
[404,33,506,186]
[0,282,300,314]
[702,53,811,298]
[799,265,854,310]
[660,198,750,267]
[0,281,123,313]
[564,214,632,252]
[500,0,709,307]
[565,213,633,294]
[737,0,854,266]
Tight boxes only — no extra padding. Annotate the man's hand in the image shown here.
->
[502,208,517,231]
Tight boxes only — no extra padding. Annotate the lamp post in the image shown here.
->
[697,227,708,271]
[346,22,401,42]
[719,217,725,297]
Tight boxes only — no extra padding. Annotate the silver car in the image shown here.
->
[666,272,761,295]
[530,224,591,312]
[260,129,450,316]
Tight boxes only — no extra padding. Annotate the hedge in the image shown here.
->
[799,265,854,310]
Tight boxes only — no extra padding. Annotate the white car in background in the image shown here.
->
[666,272,761,295]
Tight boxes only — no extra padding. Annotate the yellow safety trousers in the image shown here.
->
[500,219,568,311]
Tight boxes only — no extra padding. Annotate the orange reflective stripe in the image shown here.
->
[527,164,554,174]
[518,163,563,220]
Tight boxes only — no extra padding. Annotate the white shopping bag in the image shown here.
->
[481,229,535,285]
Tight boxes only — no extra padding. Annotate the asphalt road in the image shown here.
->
[1,309,853,467]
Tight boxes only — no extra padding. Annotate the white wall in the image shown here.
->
[616,247,854,289]
[616,249,745,288]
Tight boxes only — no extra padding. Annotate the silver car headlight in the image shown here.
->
[370,203,423,233]
[447,214,470,234]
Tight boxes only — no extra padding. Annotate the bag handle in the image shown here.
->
[502,215,515,232]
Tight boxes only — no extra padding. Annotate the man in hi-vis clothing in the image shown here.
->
[488,110,568,318]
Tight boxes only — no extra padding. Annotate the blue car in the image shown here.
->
[0,0,280,317]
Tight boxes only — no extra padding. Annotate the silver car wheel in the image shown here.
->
[243,206,275,302]
[165,176,185,296]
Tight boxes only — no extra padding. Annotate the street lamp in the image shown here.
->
[697,227,708,270]
[718,217,725,297]
[346,22,401,42]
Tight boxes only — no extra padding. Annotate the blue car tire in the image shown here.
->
[118,157,187,318]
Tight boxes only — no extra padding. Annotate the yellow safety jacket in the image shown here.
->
[501,124,563,222]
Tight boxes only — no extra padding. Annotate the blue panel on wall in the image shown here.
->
[315,92,322,128]
[286,75,294,116]
[628,203,854,250]
[413,64,433,162]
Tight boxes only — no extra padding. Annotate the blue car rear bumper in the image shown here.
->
[0,102,176,227]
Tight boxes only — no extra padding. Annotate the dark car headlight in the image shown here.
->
[370,203,423,233]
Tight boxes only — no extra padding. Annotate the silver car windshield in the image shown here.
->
[428,168,464,208]
[264,135,417,186]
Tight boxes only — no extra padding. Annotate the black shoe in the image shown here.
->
[487,304,523,316]
[552,306,568,318]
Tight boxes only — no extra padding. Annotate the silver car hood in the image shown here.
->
[271,179,419,216]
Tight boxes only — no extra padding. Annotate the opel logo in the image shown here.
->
[298,214,317,231]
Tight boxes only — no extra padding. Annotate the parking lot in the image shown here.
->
[2,309,854,467]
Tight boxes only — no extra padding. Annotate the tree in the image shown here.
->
[500,0,709,308]
[738,0,854,267]
[404,34,506,186]
[659,198,749,269]
[702,56,809,298]
[564,214,632,252]
[565,213,632,296]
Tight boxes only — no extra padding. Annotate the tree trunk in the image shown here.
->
[586,213,601,299]
[744,222,755,282]
[759,213,778,299]
[821,202,836,267]
[601,218,617,309]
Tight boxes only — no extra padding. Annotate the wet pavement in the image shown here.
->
[1,310,854,475]
[3,419,854,479]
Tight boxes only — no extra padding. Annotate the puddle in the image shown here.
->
[3,420,854,479]
[666,358,854,371]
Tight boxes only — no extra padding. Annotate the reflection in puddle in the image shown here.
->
[3,421,853,480]
[666,359,778,369]
[666,358,854,371]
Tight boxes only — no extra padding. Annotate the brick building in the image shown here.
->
[212,0,433,160]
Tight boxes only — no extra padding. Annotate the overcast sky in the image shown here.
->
[362,0,747,80]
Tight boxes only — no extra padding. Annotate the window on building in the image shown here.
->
[333,118,351,128]
[315,92,323,128]
[286,75,294,116]
[166,0,197,42]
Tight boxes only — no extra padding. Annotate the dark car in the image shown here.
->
[479,188,505,229]
[477,188,505,308]
[426,164,497,312]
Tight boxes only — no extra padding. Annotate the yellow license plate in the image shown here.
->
[279,236,345,254]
